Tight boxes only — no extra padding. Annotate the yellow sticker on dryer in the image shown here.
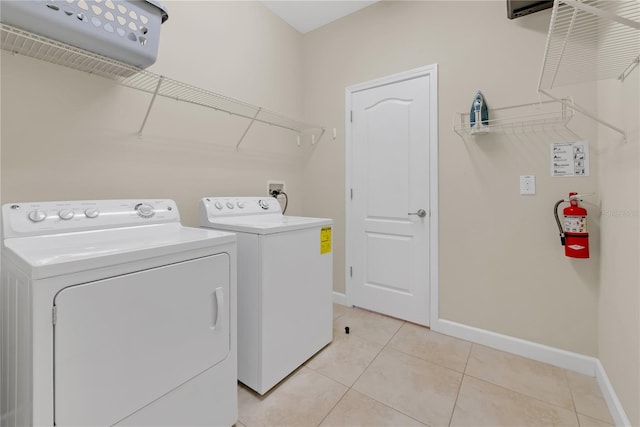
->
[320,226,332,254]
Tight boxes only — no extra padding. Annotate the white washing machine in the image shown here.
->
[1,199,237,427]
[200,197,333,395]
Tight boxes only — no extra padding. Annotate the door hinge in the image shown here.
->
[350,266,353,277]
[350,188,353,200]
[52,306,57,326]
[350,111,353,123]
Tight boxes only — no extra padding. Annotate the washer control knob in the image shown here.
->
[214,201,223,210]
[226,202,235,209]
[135,203,155,218]
[237,201,245,209]
[258,199,270,210]
[59,209,75,220]
[28,209,46,223]
[84,208,100,218]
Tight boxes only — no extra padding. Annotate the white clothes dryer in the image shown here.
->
[200,197,333,395]
[1,199,237,427]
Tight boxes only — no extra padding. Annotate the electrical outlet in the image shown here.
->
[520,175,536,195]
[267,180,286,195]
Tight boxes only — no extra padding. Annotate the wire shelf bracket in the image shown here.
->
[0,24,326,147]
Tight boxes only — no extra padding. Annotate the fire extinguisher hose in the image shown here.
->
[554,199,566,246]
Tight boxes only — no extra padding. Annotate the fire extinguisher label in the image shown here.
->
[565,216,587,233]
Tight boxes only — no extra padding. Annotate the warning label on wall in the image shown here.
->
[551,140,589,177]
[320,227,332,254]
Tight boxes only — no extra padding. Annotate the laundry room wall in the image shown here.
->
[301,0,602,357]
[596,74,640,426]
[0,1,308,226]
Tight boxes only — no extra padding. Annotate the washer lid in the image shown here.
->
[201,215,332,235]
[3,223,235,279]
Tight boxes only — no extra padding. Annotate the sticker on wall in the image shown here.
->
[551,140,590,177]
[320,227,332,254]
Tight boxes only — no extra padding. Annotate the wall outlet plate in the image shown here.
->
[520,175,536,195]
[267,180,286,195]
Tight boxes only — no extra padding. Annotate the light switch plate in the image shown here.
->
[520,175,536,195]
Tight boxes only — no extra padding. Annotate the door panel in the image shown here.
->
[54,254,230,426]
[365,99,411,218]
[366,233,412,293]
[350,72,432,326]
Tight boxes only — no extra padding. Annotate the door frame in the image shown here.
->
[344,64,439,330]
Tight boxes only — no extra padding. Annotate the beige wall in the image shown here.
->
[1,0,638,422]
[302,0,600,356]
[596,74,640,426]
[1,1,308,226]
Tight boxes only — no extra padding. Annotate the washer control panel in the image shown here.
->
[2,199,180,238]
[201,197,282,218]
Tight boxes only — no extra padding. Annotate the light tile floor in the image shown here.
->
[237,305,614,427]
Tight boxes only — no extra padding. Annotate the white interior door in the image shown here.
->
[347,66,437,326]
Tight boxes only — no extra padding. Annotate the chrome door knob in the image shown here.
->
[409,209,427,218]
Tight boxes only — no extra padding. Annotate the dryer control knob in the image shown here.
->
[84,208,100,218]
[214,201,223,210]
[135,203,155,218]
[28,209,46,223]
[258,199,270,210]
[59,209,75,220]
[226,202,235,209]
[237,201,245,209]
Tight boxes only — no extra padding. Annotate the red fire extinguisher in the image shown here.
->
[554,192,589,259]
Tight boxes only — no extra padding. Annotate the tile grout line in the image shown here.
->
[348,318,406,387]
[366,319,433,427]
[463,370,583,415]
[314,315,408,426]
[314,380,350,427]
[322,307,614,427]
[446,343,474,427]
[464,344,587,416]
[333,313,471,426]
[564,367,582,426]
[385,327,472,375]
[564,370,616,426]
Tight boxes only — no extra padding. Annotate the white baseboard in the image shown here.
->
[438,319,596,375]
[332,292,346,306]
[594,359,632,427]
[437,319,630,426]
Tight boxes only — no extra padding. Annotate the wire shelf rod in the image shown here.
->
[539,0,639,91]
[548,2,579,89]
[562,0,640,29]
[1,23,326,141]
[619,55,640,81]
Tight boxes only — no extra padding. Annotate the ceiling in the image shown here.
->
[261,1,379,34]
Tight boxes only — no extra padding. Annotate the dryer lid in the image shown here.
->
[3,223,235,279]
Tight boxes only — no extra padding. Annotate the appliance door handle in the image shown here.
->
[211,287,224,331]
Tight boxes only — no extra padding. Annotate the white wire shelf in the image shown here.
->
[539,0,640,90]
[537,0,639,141]
[453,99,574,137]
[0,24,325,148]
